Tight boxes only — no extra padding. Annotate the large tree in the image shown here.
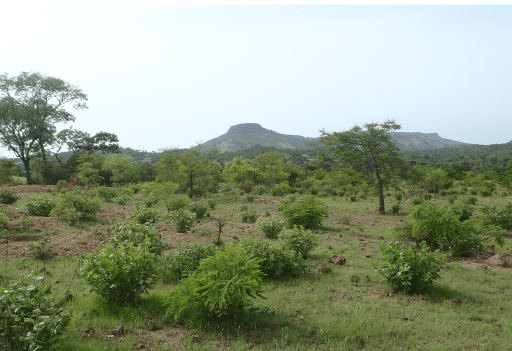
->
[0,72,88,183]
[317,120,407,213]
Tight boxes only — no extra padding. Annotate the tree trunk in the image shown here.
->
[188,173,193,199]
[38,139,48,166]
[376,170,385,214]
[22,158,32,185]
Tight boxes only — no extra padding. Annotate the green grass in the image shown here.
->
[1,187,511,350]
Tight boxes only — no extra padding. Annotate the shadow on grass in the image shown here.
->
[422,283,488,304]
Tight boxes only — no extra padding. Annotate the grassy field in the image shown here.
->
[1,185,511,350]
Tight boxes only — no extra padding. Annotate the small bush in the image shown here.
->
[0,276,72,351]
[423,193,432,200]
[169,209,196,233]
[281,195,329,229]
[469,188,478,195]
[349,195,357,202]
[189,200,209,219]
[412,198,424,206]
[275,198,291,212]
[166,196,191,212]
[112,195,130,205]
[20,216,34,231]
[106,223,167,256]
[247,195,255,202]
[128,204,160,225]
[279,226,318,259]
[390,203,401,215]
[0,209,13,220]
[93,186,118,202]
[27,237,51,260]
[206,198,216,209]
[450,203,474,222]
[395,193,403,201]
[80,241,159,304]
[465,196,478,205]
[340,213,351,225]
[269,182,291,197]
[439,190,448,197]
[479,189,493,197]
[0,188,19,205]
[162,242,220,281]
[256,217,285,239]
[481,203,512,232]
[22,195,56,217]
[50,189,102,224]
[0,212,10,230]
[241,209,257,224]
[163,244,265,320]
[254,185,266,195]
[239,238,312,279]
[374,241,447,293]
[448,194,457,204]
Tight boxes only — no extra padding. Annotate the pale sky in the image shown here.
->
[1,2,511,158]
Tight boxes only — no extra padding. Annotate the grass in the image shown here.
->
[1,186,512,350]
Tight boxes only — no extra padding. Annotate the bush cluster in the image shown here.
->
[22,195,56,217]
[278,226,318,259]
[241,209,257,223]
[50,188,102,225]
[481,203,512,232]
[166,196,191,212]
[281,195,329,229]
[163,242,220,281]
[269,182,291,196]
[0,188,19,205]
[128,204,160,225]
[189,200,209,219]
[106,223,167,256]
[169,209,196,233]
[256,217,285,239]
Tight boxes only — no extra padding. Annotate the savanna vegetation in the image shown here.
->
[1,72,512,350]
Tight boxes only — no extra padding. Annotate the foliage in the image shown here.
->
[50,189,102,225]
[27,237,52,260]
[239,238,312,279]
[166,196,191,212]
[206,198,216,209]
[20,216,34,231]
[411,197,424,206]
[0,159,17,184]
[241,209,257,224]
[168,209,196,233]
[374,241,447,293]
[281,195,329,229]
[269,182,291,196]
[278,226,318,259]
[0,188,19,204]
[163,244,265,320]
[450,203,474,222]
[479,189,493,197]
[481,203,512,232]
[80,241,159,304]
[189,200,209,219]
[275,198,291,212]
[128,204,160,225]
[340,213,351,225]
[465,196,478,205]
[390,203,401,215]
[0,275,72,351]
[105,223,167,256]
[0,211,10,229]
[448,194,457,204]
[22,195,56,217]
[162,242,220,281]
[256,217,285,239]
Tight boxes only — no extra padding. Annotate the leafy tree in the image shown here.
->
[102,154,135,184]
[317,120,407,213]
[0,158,18,184]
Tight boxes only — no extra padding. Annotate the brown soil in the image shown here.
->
[458,254,512,271]
[1,184,58,194]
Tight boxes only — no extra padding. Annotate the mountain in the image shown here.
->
[199,123,472,152]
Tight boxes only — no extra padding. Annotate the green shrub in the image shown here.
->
[0,276,72,351]
[256,217,285,239]
[0,212,10,230]
[440,190,448,197]
[423,193,432,200]
[269,182,291,197]
[340,213,351,225]
[464,196,478,205]
[206,198,216,209]
[80,241,159,304]
[0,188,19,205]
[448,194,457,204]
[247,195,255,202]
[169,209,196,233]
[22,195,56,217]
[163,244,265,320]
[128,204,160,225]
[395,193,403,201]
[20,216,34,231]
[374,241,447,293]
[275,198,291,212]
[241,209,257,224]
[279,226,318,259]
[50,189,102,224]
[240,238,312,279]
[481,203,512,232]
[162,242,220,281]
[412,198,424,206]
[281,195,329,229]
[254,185,266,195]
[112,195,130,205]
[349,195,357,202]
[0,209,13,220]
[106,223,167,256]
[93,186,118,202]
[469,188,478,195]
[27,237,51,260]
[450,203,474,222]
[390,203,401,215]
[501,191,509,198]
[189,200,209,219]
[479,189,493,197]
[221,184,232,193]
[166,196,191,212]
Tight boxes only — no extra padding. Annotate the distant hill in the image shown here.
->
[199,123,471,152]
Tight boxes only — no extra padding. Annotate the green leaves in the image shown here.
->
[22,195,55,217]
[281,195,329,229]
[278,226,318,259]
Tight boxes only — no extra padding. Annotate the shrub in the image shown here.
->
[374,241,447,293]
[423,193,432,200]
[269,182,291,197]
[390,203,401,215]
[27,237,51,260]
[464,196,478,205]
[80,241,159,304]
[240,238,312,279]
[93,186,118,202]
[169,209,196,233]
[206,198,216,209]
[469,188,478,195]
[0,209,13,220]
[0,276,72,351]
[166,196,191,212]
[0,188,19,205]
[163,244,265,320]
[395,193,403,201]
[189,200,209,219]
[247,195,255,202]
[112,195,130,205]
[0,212,10,229]
[479,189,493,197]
[412,198,424,206]
[50,189,102,224]
[481,203,512,232]
[450,203,474,222]
[440,190,448,197]
[20,216,34,231]
[162,242,220,281]
[22,195,56,217]
[254,185,266,195]
[241,209,257,224]
[448,194,457,204]
[281,195,329,229]
[349,195,357,202]
[256,217,285,239]
[106,223,167,256]
[128,204,160,225]
[275,198,291,212]
[279,226,318,259]
[340,213,351,225]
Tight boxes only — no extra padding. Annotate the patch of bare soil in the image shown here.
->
[350,233,385,241]
[1,184,57,194]
[139,326,187,351]
[458,254,512,271]
[1,203,68,233]
[95,204,133,222]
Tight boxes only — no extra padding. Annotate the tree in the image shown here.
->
[317,120,407,213]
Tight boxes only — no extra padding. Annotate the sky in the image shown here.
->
[1,1,511,158]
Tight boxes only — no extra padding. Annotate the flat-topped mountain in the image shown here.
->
[200,123,471,152]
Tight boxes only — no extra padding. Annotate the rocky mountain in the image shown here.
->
[199,123,471,152]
